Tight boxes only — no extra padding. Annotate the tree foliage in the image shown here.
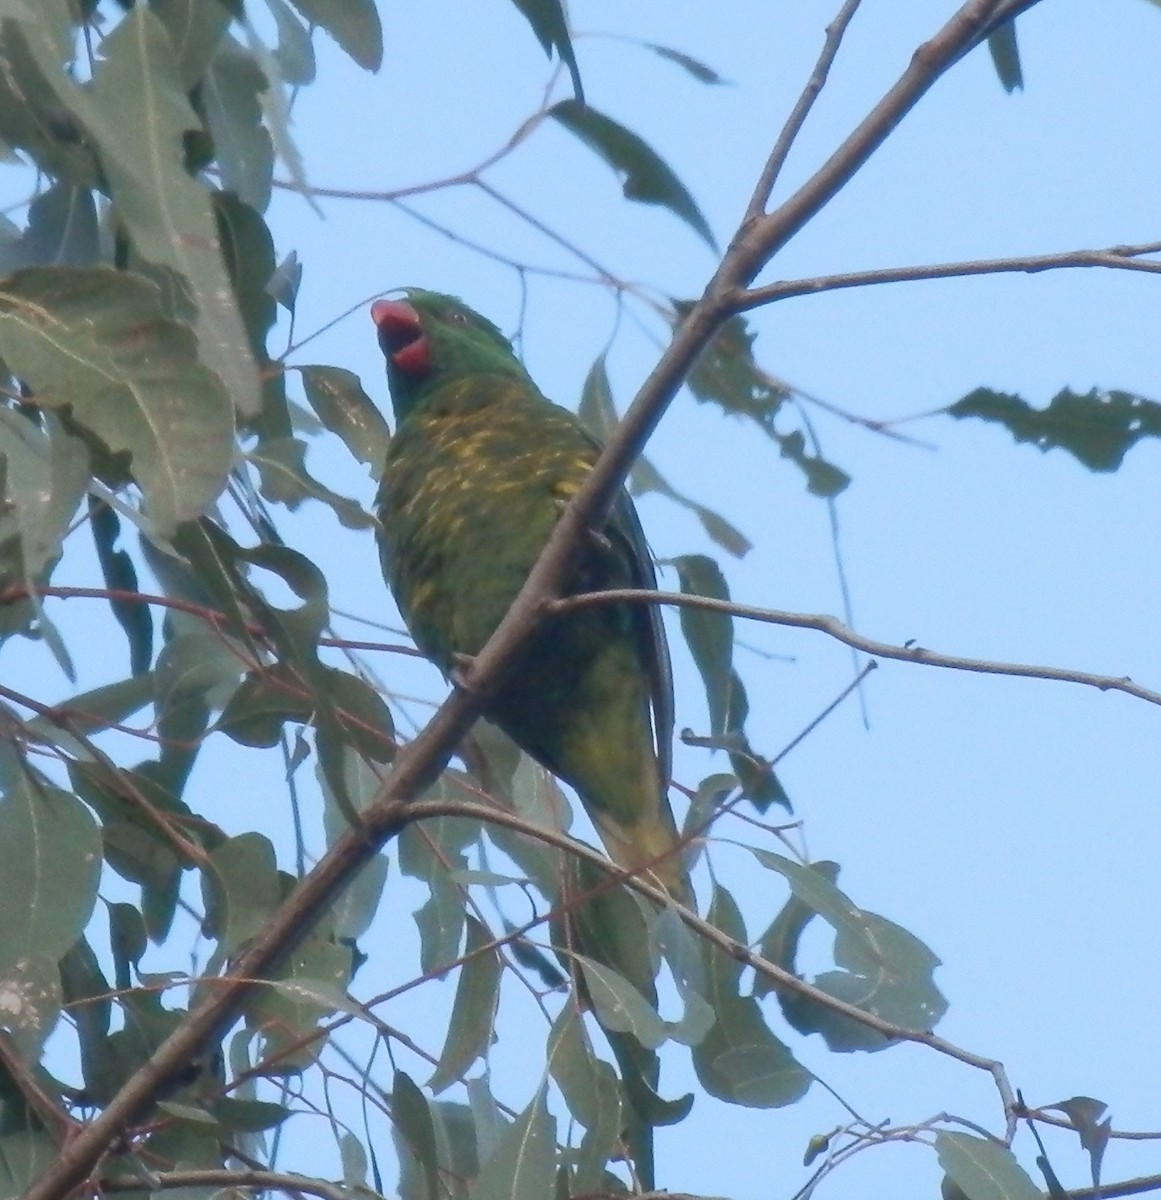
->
[0,3,1156,1199]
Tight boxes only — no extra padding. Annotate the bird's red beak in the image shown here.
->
[371,298,429,375]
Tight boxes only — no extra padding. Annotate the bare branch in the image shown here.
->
[745,0,865,220]
[550,589,1161,708]
[735,241,1161,309]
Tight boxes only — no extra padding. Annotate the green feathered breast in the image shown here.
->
[373,290,688,900]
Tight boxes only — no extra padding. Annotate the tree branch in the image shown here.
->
[550,588,1161,708]
[734,241,1161,309]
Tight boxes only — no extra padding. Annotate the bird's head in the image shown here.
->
[371,289,530,422]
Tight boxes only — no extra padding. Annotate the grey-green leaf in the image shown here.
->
[987,20,1024,92]
[286,0,383,71]
[427,917,502,1094]
[507,0,583,101]
[473,1084,556,1200]
[550,100,715,248]
[0,267,235,535]
[299,364,391,469]
[0,758,101,970]
[935,1132,1042,1200]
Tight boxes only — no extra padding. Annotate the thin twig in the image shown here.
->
[745,0,865,219]
[549,588,1161,708]
[735,242,1161,310]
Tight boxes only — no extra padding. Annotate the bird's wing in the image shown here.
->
[609,488,674,788]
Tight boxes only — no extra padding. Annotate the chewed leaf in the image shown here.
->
[948,386,1161,471]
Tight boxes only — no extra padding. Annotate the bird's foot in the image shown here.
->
[551,498,613,554]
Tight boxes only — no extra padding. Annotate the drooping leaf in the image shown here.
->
[0,181,99,273]
[671,554,790,810]
[0,18,100,189]
[936,1132,1042,1200]
[285,0,383,71]
[299,365,391,470]
[0,954,61,1058]
[202,37,275,212]
[579,355,750,557]
[34,5,262,416]
[473,1084,556,1200]
[0,751,101,970]
[987,19,1024,92]
[692,885,812,1108]
[546,1006,622,1193]
[264,0,316,86]
[550,100,715,248]
[506,0,583,101]
[0,406,88,578]
[201,832,281,958]
[427,917,502,1094]
[0,267,235,535]
[0,1131,57,1197]
[756,857,946,1050]
[151,0,232,88]
[88,498,153,676]
[393,1069,440,1200]
[948,386,1161,471]
[1044,1096,1111,1186]
[247,434,373,528]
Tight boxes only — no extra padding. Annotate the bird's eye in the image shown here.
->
[449,311,469,325]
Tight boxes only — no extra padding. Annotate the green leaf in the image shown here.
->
[265,0,316,85]
[987,20,1024,93]
[89,498,153,676]
[217,662,312,748]
[473,1084,556,1200]
[693,885,812,1108]
[0,407,88,579]
[66,6,261,416]
[0,18,100,189]
[0,755,101,969]
[427,917,502,1094]
[935,1132,1042,1200]
[550,100,715,248]
[248,932,353,1071]
[393,1070,440,1200]
[202,833,281,957]
[948,386,1161,471]
[579,356,749,557]
[0,181,99,273]
[151,0,233,89]
[576,956,669,1049]
[507,0,583,102]
[546,1006,622,1193]
[202,37,275,212]
[756,857,946,1050]
[0,267,235,535]
[0,954,60,1058]
[670,554,733,737]
[645,43,730,85]
[0,1131,57,1198]
[285,0,383,71]
[298,365,391,469]
[247,435,374,528]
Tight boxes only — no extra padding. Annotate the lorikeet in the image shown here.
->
[372,289,689,901]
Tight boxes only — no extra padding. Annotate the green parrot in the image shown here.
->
[372,289,689,901]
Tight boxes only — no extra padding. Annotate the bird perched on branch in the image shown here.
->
[371,289,689,901]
